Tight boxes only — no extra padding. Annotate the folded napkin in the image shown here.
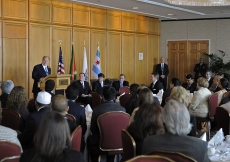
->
[85,104,93,112]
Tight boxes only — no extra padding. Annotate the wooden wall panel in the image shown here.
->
[91,30,106,78]
[29,24,51,97]
[122,12,135,32]
[73,4,90,27]
[2,21,28,93]
[52,26,72,76]
[107,10,121,30]
[73,28,90,80]
[29,0,51,23]
[52,1,72,25]
[122,33,135,84]
[2,0,28,20]
[148,18,160,35]
[136,15,147,33]
[135,34,147,84]
[0,21,2,87]
[106,32,121,78]
[91,8,106,29]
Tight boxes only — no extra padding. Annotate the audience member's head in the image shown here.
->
[1,80,14,94]
[222,73,230,82]
[103,86,116,101]
[6,86,28,111]
[130,83,139,100]
[138,88,154,106]
[36,91,51,108]
[213,75,221,85]
[33,111,71,161]
[66,85,79,100]
[150,72,159,82]
[98,73,105,82]
[185,74,194,86]
[45,80,55,92]
[170,86,190,107]
[51,95,68,115]
[104,79,112,86]
[197,77,209,88]
[169,78,180,89]
[218,78,229,90]
[206,70,212,79]
[163,99,192,135]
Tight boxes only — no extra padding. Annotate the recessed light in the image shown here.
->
[167,14,173,15]
[132,7,139,9]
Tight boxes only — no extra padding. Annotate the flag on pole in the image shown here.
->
[69,44,77,80]
[57,46,65,74]
[92,44,101,79]
[82,45,88,81]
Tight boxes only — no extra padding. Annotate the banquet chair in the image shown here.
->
[146,150,197,162]
[27,98,36,113]
[1,109,21,131]
[119,94,131,107]
[0,156,20,162]
[91,92,102,109]
[66,113,76,123]
[121,129,136,161]
[216,107,230,136]
[126,155,175,162]
[71,125,82,152]
[0,141,21,161]
[119,86,130,95]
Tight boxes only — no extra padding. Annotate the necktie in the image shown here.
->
[120,82,123,88]
[81,82,84,88]
[152,83,155,89]
[45,67,48,76]
[100,82,103,88]
[161,63,164,74]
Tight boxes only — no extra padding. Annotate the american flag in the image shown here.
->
[57,46,65,74]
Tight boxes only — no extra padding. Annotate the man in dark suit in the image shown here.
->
[182,74,198,94]
[149,72,164,94]
[155,57,169,90]
[194,58,207,82]
[87,86,126,162]
[142,100,210,162]
[92,73,105,96]
[71,73,92,106]
[206,70,213,89]
[18,91,51,150]
[112,74,129,95]
[32,56,51,99]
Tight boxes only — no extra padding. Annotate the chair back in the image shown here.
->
[119,86,130,95]
[121,129,136,160]
[91,92,102,108]
[0,141,21,161]
[126,155,175,162]
[0,156,20,162]
[119,94,131,107]
[27,98,36,113]
[66,114,76,123]
[1,109,21,130]
[216,107,230,136]
[71,125,82,152]
[208,93,218,119]
[97,111,130,151]
[146,150,197,162]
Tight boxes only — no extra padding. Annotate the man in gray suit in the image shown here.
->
[142,99,210,162]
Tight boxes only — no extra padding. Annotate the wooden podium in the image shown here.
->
[38,74,71,91]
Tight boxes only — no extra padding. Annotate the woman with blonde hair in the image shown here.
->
[169,86,190,107]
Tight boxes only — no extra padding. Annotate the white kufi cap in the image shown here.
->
[36,91,51,104]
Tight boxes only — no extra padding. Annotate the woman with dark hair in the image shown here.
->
[125,83,139,115]
[127,103,165,155]
[6,86,29,132]
[20,111,85,162]
[216,78,229,105]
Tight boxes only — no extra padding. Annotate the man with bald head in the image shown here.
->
[32,56,51,99]
[51,94,77,133]
[155,57,169,90]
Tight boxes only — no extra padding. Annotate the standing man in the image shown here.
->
[155,57,169,90]
[194,58,207,82]
[149,72,164,94]
[112,74,129,95]
[32,56,51,99]
[92,73,105,96]
[71,73,92,106]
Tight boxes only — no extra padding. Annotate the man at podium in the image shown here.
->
[32,56,51,99]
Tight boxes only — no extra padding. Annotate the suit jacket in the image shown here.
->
[161,88,172,107]
[112,80,129,92]
[18,107,50,150]
[68,100,87,135]
[155,63,169,77]
[71,80,92,97]
[92,81,104,96]
[149,81,164,94]
[0,93,8,108]
[142,133,210,162]
[194,63,207,78]
[182,82,198,93]
[32,64,51,93]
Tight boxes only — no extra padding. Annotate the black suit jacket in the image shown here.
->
[149,81,164,94]
[112,80,129,92]
[194,63,207,78]
[182,82,198,93]
[71,80,92,97]
[92,81,104,96]
[32,64,51,93]
[0,93,8,108]
[155,63,169,76]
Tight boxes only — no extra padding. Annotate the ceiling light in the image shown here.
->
[132,7,139,9]
[164,0,230,6]
[167,14,173,15]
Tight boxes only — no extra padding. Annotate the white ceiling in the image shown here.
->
[64,0,230,21]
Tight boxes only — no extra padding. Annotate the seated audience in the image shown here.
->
[125,83,139,115]
[127,102,165,155]
[209,75,222,92]
[45,79,55,99]
[220,92,230,112]
[149,72,164,94]
[142,100,210,162]
[20,111,85,162]
[87,86,125,162]
[216,78,229,105]
[6,86,29,132]
[92,73,105,96]
[104,78,112,86]
[206,70,213,89]
[189,77,211,118]
[18,91,51,150]
[0,80,14,108]
[112,74,129,96]
[161,78,180,107]
[182,74,198,93]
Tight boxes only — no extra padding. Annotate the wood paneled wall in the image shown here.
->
[0,0,160,98]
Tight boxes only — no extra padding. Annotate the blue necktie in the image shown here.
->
[120,82,123,88]
[45,67,48,76]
